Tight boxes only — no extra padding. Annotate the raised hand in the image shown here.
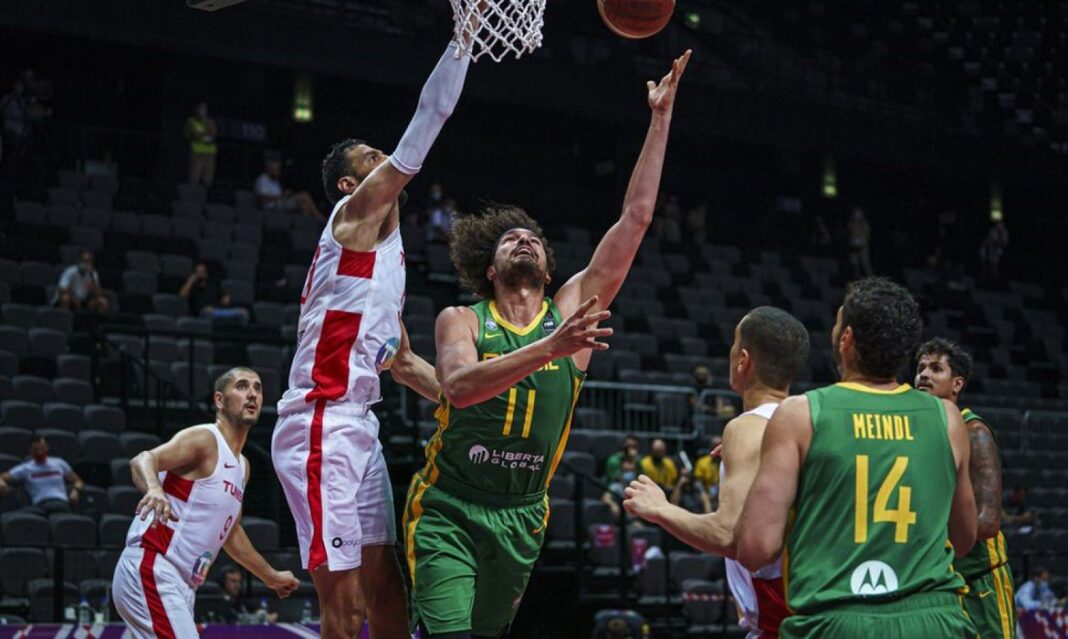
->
[546,295,613,359]
[647,49,692,115]
[135,486,178,528]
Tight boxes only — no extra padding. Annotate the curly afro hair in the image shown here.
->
[841,277,923,379]
[449,204,556,300]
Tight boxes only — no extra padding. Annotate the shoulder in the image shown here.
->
[723,413,767,447]
[776,394,811,418]
[173,425,218,451]
[436,305,478,329]
[55,457,71,470]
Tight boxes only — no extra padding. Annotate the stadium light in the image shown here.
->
[990,183,1003,221]
[293,75,314,123]
[822,155,837,198]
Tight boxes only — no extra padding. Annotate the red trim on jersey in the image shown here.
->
[306,399,327,572]
[754,576,787,636]
[301,246,322,305]
[306,310,363,402]
[337,248,376,279]
[140,520,175,555]
[162,472,193,502]
[140,550,176,639]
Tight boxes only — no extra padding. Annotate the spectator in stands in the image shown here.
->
[639,439,678,490]
[602,457,638,520]
[1002,484,1036,531]
[693,434,722,500]
[427,197,457,243]
[179,260,221,316]
[684,201,708,245]
[183,101,217,186]
[653,194,682,245]
[846,207,873,277]
[54,249,109,313]
[604,434,640,484]
[254,153,323,222]
[1015,567,1057,611]
[979,220,1009,285]
[219,565,278,623]
[202,291,249,323]
[670,467,711,514]
[690,366,737,420]
[0,435,85,515]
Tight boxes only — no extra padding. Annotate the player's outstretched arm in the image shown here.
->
[437,296,612,408]
[341,41,471,227]
[735,396,808,572]
[624,414,761,557]
[130,428,216,528]
[222,460,300,599]
[967,418,1003,540]
[946,402,978,557]
[390,321,440,401]
[555,50,691,326]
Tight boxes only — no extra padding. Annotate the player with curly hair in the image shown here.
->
[403,50,692,638]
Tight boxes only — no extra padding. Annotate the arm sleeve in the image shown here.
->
[57,267,74,290]
[58,459,72,475]
[9,462,27,483]
[388,41,471,176]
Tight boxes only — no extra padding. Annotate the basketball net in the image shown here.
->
[450,0,546,62]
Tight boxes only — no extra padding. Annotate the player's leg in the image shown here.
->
[311,566,368,638]
[405,478,479,636]
[357,446,408,639]
[468,498,548,637]
[113,547,199,639]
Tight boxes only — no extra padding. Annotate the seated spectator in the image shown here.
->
[427,197,457,243]
[692,435,722,500]
[689,366,737,420]
[219,565,277,623]
[1003,484,1036,531]
[1016,567,1057,611]
[670,467,711,514]
[0,435,84,515]
[639,439,678,491]
[604,434,640,484]
[603,457,638,520]
[179,261,221,316]
[53,249,108,313]
[254,154,322,222]
[201,291,249,323]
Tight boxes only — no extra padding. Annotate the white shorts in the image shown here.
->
[112,547,198,639]
[272,399,396,573]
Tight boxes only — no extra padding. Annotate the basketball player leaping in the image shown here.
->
[112,368,299,639]
[915,338,1016,639]
[271,31,471,639]
[624,307,810,638]
[736,278,978,638]
[403,50,691,639]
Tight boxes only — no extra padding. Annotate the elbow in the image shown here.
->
[977,512,1001,541]
[441,380,474,409]
[624,204,655,229]
[735,534,774,572]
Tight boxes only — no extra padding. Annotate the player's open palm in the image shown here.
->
[623,475,668,523]
[547,295,613,358]
[647,49,692,114]
[267,570,300,599]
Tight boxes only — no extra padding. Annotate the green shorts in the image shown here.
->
[962,564,1016,639]
[403,473,548,636]
[781,592,978,639]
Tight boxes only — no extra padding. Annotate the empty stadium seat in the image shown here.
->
[84,405,126,433]
[28,578,78,622]
[49,513,98,547]
[118,432,159,457]
[42,402,85,432]
[0,547,48,597]
[107,487,141,517]
[53,378,93,406]
[242,517,280,550]
[1,511,50,545]
[2,401,43,429]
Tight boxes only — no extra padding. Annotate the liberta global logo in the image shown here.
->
[850,560,899,595]
[467,444,544,471]
[468,445,490,464]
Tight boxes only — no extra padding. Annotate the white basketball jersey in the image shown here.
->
[126,425,246,589]
[722,402,788,637]
[278,195,405,415]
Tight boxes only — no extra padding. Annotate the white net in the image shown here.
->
[450,0,547,62]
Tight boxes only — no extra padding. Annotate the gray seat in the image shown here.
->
[35,429,78,461]
[0,548,48,597]
[28,328,68,357]
[248,344,285,370]
[160,255,194,279]
[0,350,16,377]
[84,405,126,433]
[20,262,57,288]
[1,511,50,545]
[79,208,110,230]
[53,378,93,406]
[107,486,141,515]
[110,458,133,486]
[78,431,123,464]
[49,513,98,547]
[177,338,215,365]
[241,517,280,550]
[56,354,90,382]
[28,578,79,622]
[99,514,132,545]
[546,498,575,543]
[125,251,159,274]
[176,317,211,335]
[13,375,54,403]
[2,303,37,328]
[122,270,158,295]
[42,402,85,432]
[152,293,189,317]
[2,400,43,429]
[119,432,159,457]
[0,325,28,357]
[561,451,596,477]
[0,426,31,456]
[252,302,284,328]
[61,549,99,584]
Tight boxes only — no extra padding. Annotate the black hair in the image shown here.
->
[738,306,810,390]
[841,277,923,379]
[321,138,366,205]
[915,337,974,387]
[29,435,45,445]
[213,367,258,394]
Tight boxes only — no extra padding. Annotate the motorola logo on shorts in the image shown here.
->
[331,537,358,548]
[468,445,490,464]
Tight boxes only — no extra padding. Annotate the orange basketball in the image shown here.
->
[596,0,675,39]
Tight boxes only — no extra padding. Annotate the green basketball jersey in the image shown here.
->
[953,407,1010,579]
[783,382,967,614]
[418,298,585,500]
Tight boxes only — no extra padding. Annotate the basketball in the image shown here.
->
[597,0,675,39]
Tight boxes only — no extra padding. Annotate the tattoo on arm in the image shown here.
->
[969,423,1002,538]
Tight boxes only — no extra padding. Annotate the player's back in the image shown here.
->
[784,382,966,615]
[278,195,406,414]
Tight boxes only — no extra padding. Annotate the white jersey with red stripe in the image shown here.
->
[125,424,246,589]
[277,194,405,415]
[722,402,788,638]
